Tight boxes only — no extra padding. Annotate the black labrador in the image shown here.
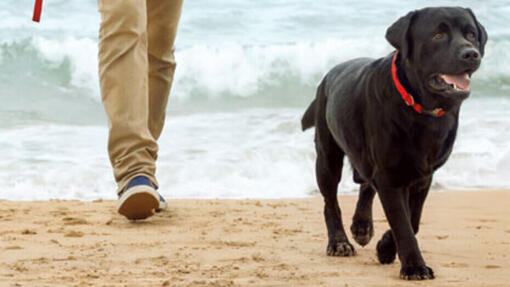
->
[301,7,487,280]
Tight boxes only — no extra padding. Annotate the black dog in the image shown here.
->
[302,7,487,280]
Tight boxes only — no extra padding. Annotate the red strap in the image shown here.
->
[33,0,43,22]
[391,52,444,117]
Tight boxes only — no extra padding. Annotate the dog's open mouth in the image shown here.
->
[429,72,472,98]
[439,73,471,91]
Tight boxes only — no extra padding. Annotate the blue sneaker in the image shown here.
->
[117,176,165,220]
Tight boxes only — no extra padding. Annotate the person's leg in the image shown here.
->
[146,0,184,140]
[98,0,159,194]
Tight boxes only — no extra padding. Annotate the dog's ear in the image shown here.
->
[385,11,417,59]
[466,8,488,56]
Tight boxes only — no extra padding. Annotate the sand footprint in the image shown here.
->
[441,262,469,268]
[64,230,84,238]
[62,217,88,225]
[479,219,498,223]
[21,229,37,235]
[5,245,22,250]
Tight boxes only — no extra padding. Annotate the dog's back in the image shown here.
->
[301,57,377,133]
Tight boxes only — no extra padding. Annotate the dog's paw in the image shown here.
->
[326,241,356,257]
[400,265,435,280]
[350,219,374,247]
[376,236,396,264]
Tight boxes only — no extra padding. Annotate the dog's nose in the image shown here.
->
[459,47,480,63]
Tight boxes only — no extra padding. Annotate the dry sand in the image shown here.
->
[1,190,509,287]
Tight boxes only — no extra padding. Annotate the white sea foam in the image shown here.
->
[1,99,509,201]
[173,39,391,99]
[33,37,99,94]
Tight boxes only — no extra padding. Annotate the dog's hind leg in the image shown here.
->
[314,123,355,256]
[376,229,397,264]
[350,169,376,246]
[316,147,356,256]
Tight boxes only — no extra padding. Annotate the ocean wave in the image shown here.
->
[1,36,508,107]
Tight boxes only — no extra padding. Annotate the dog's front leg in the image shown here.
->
[408,176,433,235]
[376,186,434,280]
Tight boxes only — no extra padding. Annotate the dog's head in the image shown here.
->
[386,7,487,104]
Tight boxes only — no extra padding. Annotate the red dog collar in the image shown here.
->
[391,52,445,117]
[33,0,43,22]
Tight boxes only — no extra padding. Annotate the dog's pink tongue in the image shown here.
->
[442,73,471,90]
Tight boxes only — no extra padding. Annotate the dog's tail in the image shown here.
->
[301,79,325,131]
[301,99,316,131]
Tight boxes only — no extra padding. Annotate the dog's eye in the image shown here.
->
[432,33,444,40]
[466,32,476,41]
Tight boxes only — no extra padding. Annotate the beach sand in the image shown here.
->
[0,190,509,286]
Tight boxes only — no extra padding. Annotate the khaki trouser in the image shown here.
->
[98,0,183,194]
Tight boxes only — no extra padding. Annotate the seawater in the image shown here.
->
[0,0,509,200]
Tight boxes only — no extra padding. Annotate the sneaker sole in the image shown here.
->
[117,186,160,220]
